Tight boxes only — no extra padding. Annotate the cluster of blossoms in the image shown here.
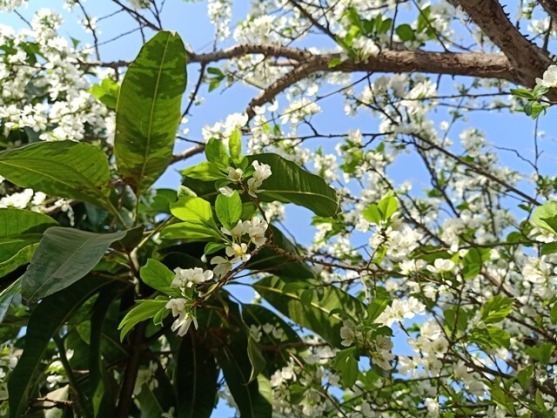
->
[211,216,269,277]
[225,159,272,197]
[340,320,395,370]
[164,267,213,336]
[536,64,557,88]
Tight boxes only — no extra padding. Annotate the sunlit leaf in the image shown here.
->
[0,141,112,209]
[114,31,187,195]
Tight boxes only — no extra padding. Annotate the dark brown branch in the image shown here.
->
[448,0,553,87]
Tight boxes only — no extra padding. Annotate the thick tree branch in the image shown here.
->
[448,0,553,87]
[245,50,514,119]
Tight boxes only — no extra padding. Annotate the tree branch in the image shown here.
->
[448,0,552,87]
[245,49,514,119]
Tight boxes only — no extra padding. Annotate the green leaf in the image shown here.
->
[246,226,314,279]
[0,141,112,209]
[510,88,535,100]
[181,162,227,181]
[254,276,366,347]
[461,247,490,280]
[247,337,267,383]
[333,347,359,388]
[0,209,57,279]
[229,129,242,159]
[525,342,555,365]
[0,277,21,323]
[377,192,398,220]
[160,222,222,241]
[205,138,229,166]
[541,242,557,256]
[165,197,221,241]
[215,191,242,229]
[247,154,338,217]
[170,196,215,226]
[395,24,415,41]
[118,299,168,340]
[140,259,179,296]
[136,385,164,418]
[114,31,187,195]
[216,334,272,418]
[367,287,390,322]
[176,333,218,418]
[89,77,119,109]
[22,227,126,303]
[8,276,110,418]
[362,203,381,224]
[531,201,557,234]
[480,295,512,324]
[470,325,510,349]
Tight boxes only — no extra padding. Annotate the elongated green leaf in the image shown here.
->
[216,334,272,418]
[247,154,339,217]
[254,276,366,347]
[140,259,179,296]
[181,162,227,182]
[118,299,168,340]
[163,197,221,241]
[8,276,109,418]
[246,226,314,279]
[176,333,218,418]
[114,31,187,195]
[88,283,126,418]
[160,222,222,241]
[0,244,38,280]
[22,227,126,303]
[247,337,266,383]
[170,197,215,225]
[0,277,21,323]
[0,142,112,208]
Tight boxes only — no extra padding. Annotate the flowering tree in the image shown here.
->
[2,1,557,417]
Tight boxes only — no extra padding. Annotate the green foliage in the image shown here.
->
[0,141,113,209]
[89,77,119,109]
[114,31,187,195]
[175,334,219,418]
[8,277,111,418]
[246,153,339,217]
[254,276,366,347]
[22,227,126,303]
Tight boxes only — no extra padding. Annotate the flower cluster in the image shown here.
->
[226,159,272,197]
[164,267,214,337]
[211,217,269,277]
